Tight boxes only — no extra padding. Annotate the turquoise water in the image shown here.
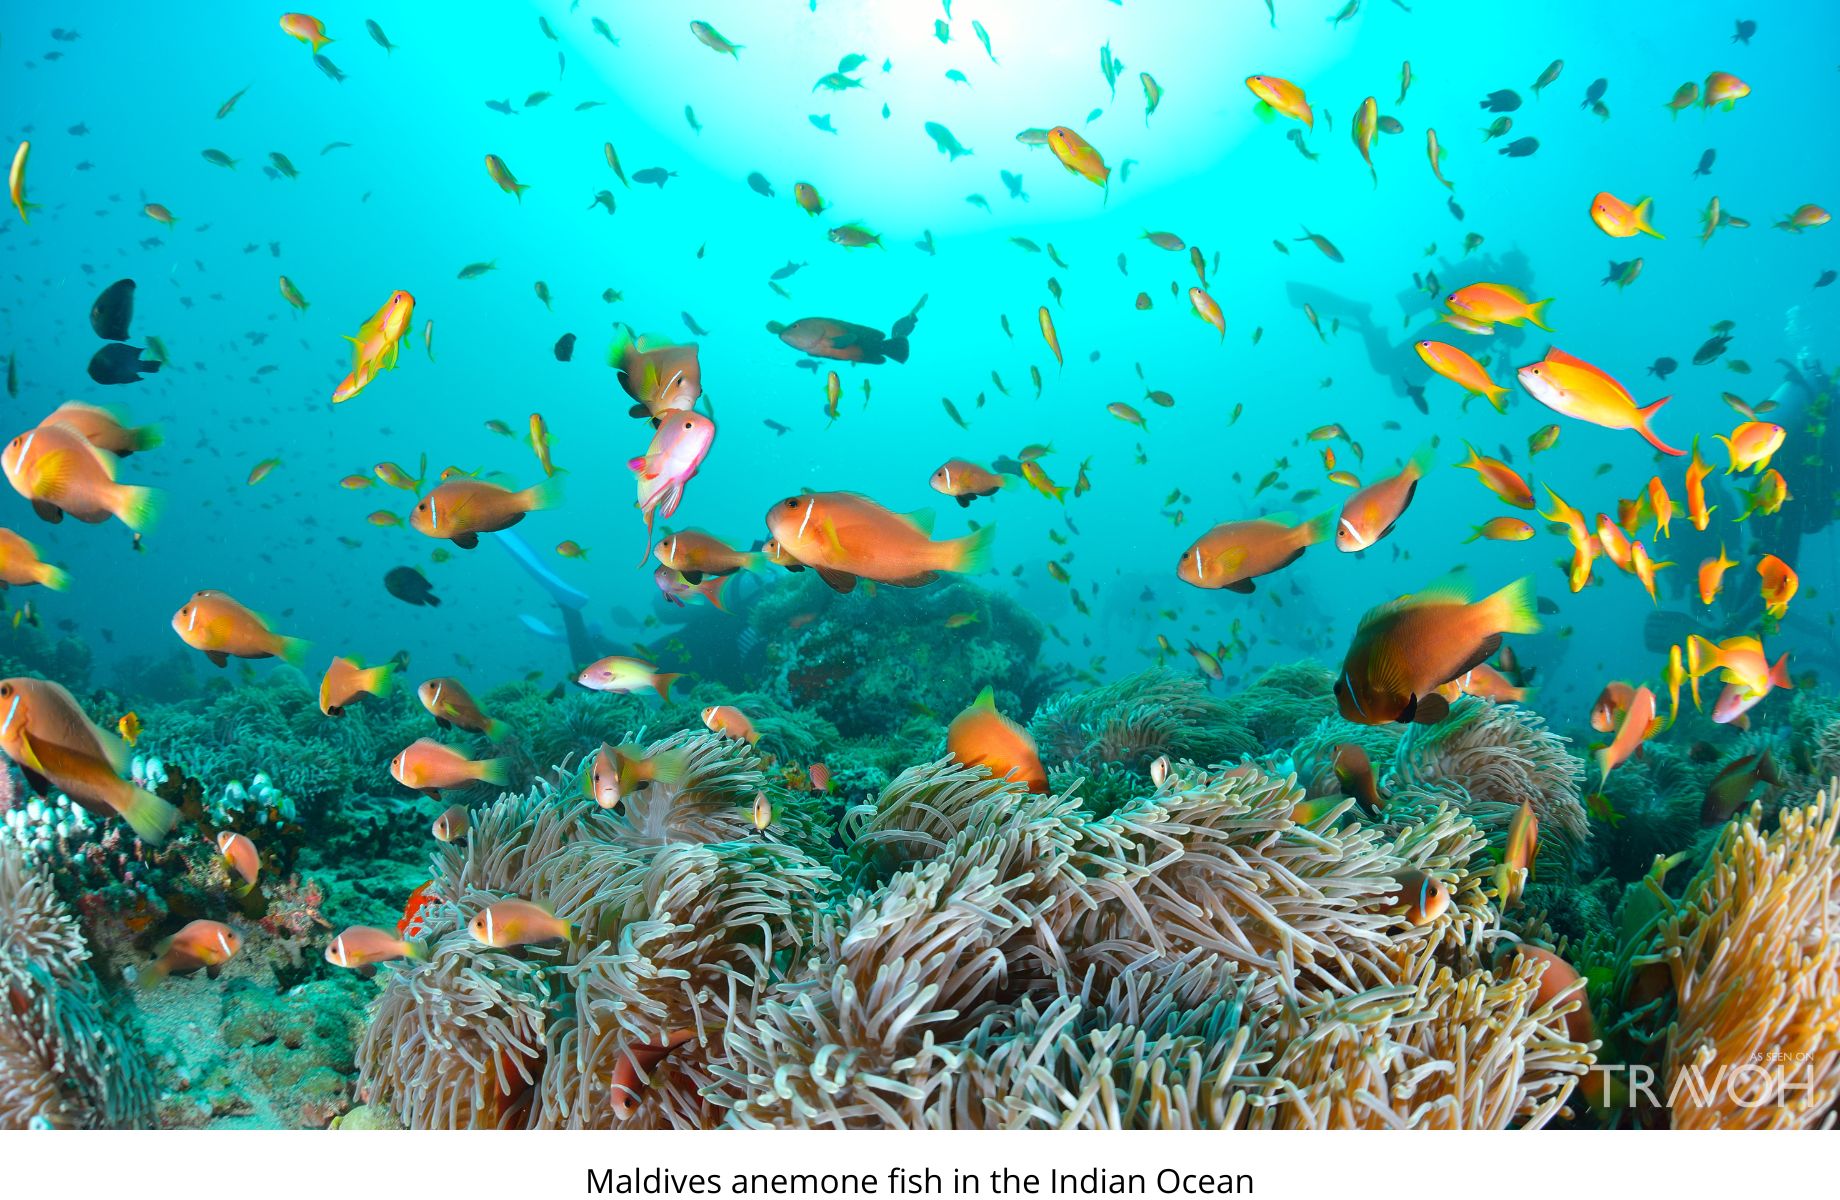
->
[3,0,1836,721]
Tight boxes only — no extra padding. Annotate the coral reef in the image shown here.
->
[0,841,155,1128]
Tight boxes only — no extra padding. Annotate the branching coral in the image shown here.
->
[1620,787,1840,1129]
[1389,697,1589,871]
[0,842,155,1128]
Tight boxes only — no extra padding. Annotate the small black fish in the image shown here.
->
[746,171,774,197]
[68,122,88,136]
[485,99,515,115]
[632,167,676,188]
[384,566,440,607]
[1581,78,1608,107]
[683,312,709,336]
[1478,89,1521,112]
[1498,137,1539,158]
[1536,596,1561,616]
[770,260,806,281]
[1447,196,1465,220]
[763,419,791,435]
[86,342,161,385]
[1814,270,1835,289]
[1693,148,1715,177]
[314,53,345,83]
[1732,19,1756,44]
[89,278,135,340]
[554,333,576,362]
[1406,384,1428,415]
[1693,335,1731,366]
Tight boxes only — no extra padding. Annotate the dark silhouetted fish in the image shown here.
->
[770,260,806,281]
[1649,357,1677,379]
[86,342,161,385]
[1478,90,1521,112]
[1732,19,1756,44]
[1581,78,1607,108]
[746,171,774,196]
[384,566,440,607]
[633,167,676,188]
[1694,335,1731,366]
[1498,137,1539,157]
[90,278,135,340]
[554,333,576,362]
[1693,148,1715,177]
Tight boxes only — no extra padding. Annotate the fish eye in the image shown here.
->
[683,420,694,429]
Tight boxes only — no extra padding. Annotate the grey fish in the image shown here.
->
[746,171,774,197]
[1693,148,1715,177]
[809,114,837,134]
[1581,78,1608,107]
[1000,170,1027,200]
[587,190,616,214]
[1498,137,1539,157]
[1649,357,1678,379]
[1732,19,1756,44]
[554,333,576,362]
[1815,270,1836,289]
[683,312,709,336]
[632,168,676,188]
[1478,89,1521,112]
[366,19,397,52]
[770,260,807,280]
[925,121,971,159]
[485,99,515,115]
[314,54,345,83]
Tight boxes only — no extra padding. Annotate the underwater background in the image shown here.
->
[2,0,1839,1130]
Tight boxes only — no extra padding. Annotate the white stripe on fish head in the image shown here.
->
[796,497,816,541]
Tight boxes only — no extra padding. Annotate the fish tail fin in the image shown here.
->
[1405,443,1437,480]
[1714,434,1738,473]
[701,575,732,611]
[950,523,998,574]
[131,423,164,452]
[1635,397,1685,455]
[1769,652,1792,691]
[1484,382,1510,413]
[364,662,395,699]
[403,938,428,962]
[520,471,565,511]
[120,783,180,845]
[1300,511,1336,546]
[275,635,311,669]
[1526,298,1554,330]
[483,717,512,742]
[114,484,162,533]
[1634,197,1664,239]
[1481,576,1541,636]
[35,563,71,591]
[884,336,910,363]
[654,672,682,703]
[1686,634,1722,680]
[473,757,510,787]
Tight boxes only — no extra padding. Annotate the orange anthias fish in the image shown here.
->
[1456,443,1534,508]
[946,686,1048,793]
[409,475,563,549]
[1702,71,1750,109]
[1448,661,1527,703]
[1541,485,1597,593]
[1687,635,1791,724]
[325,924,425,969]
[332,290,415,402]
[1698,545,1737,605]
[1446,283,1552,330]
[389,737,508,796]
[279,12,333,51]
[1589,191,1663,238]
[576,656,682,700]
[1246,74,1313,127]
[1415,340,1508,410]
[1352,96,1378,185]
[1595,515,1635,573]
[318,655,395,717]
[1598,685,1657,787]
[1684,438,1717,529]
[1335,447,1432,552]
[468,898,575,948]
[1046,126,1110,195]
[3,421,162,531]
[1757,554,1798,620]
[1716,421,1784,473]
[133,919,243,987]
[0,677,179,843]
[417,677,510,740]
[764,491,996,593]
[1336,577,1541,726]
[930,459,1007,506]
[1515,348,1684,455]
[1178,514,1333,593]
[172,590,309,668]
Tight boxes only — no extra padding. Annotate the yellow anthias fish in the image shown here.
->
[1445,283,1552,330]
[279,12,333,51]
[1716,421,1784,473]
[1541,485,1596,593]
[1190,287,1224,340]
[1698,544,1736,605]
[10,141,39,224]
[1515,348,1684,456]
[1038,306,1062,367]
[484,153,529,200]
[1246,75,1312,127]
[1415,340,1507,410]
[1046,127,1109,196]
[1757,554,1798,620]
[1352,96,1378,185]
[1590,191,1663,239]
[1684,437,1717,530]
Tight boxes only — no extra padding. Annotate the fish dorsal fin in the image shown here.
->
[903,507,936,536]
[1355,577,1471,632]
[973,686,997,711]
[1542,346,1620,391]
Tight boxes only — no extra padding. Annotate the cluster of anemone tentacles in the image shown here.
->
[354,718,1599,1129]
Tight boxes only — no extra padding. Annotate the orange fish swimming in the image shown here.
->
[701,704,760,744]
[946,686,1047,793]
[1516,348,1683,456]
[1246,74,1313,127]
[584,742,687,811]
[1495,800,1539,909]
[319,655,394,717]
[3,421,161,531]
[468,898,574,948]
[1336,577,1540,725]
[0,676,179,843]
[40,401,162,458]
[389,737,508,796]
[1456,443,1533,508]
[1757,554,1798,620]
[1589,191,1663,238]
[1716,421,1784,473]
[1045,126,1109,194]
[0,527,70,590]
[1445,283,1552,330]
[325,924,425,969]
[1335,448,1432,551]
[764,491,995,593]
[172,590,309,668]
[1416,340,1508,410]
[217,831,261,890]
[417,677,511,740]
[1697,545,1737,605]
[1178,514,1333,592]
[133,919,242,987]
[1598,685,1657,787]
[930,459,1007,506]
[654,530,760,582]
[410,475,563,548]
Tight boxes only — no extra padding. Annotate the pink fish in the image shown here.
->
[630,412,715,562]
[653,564,729,609]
